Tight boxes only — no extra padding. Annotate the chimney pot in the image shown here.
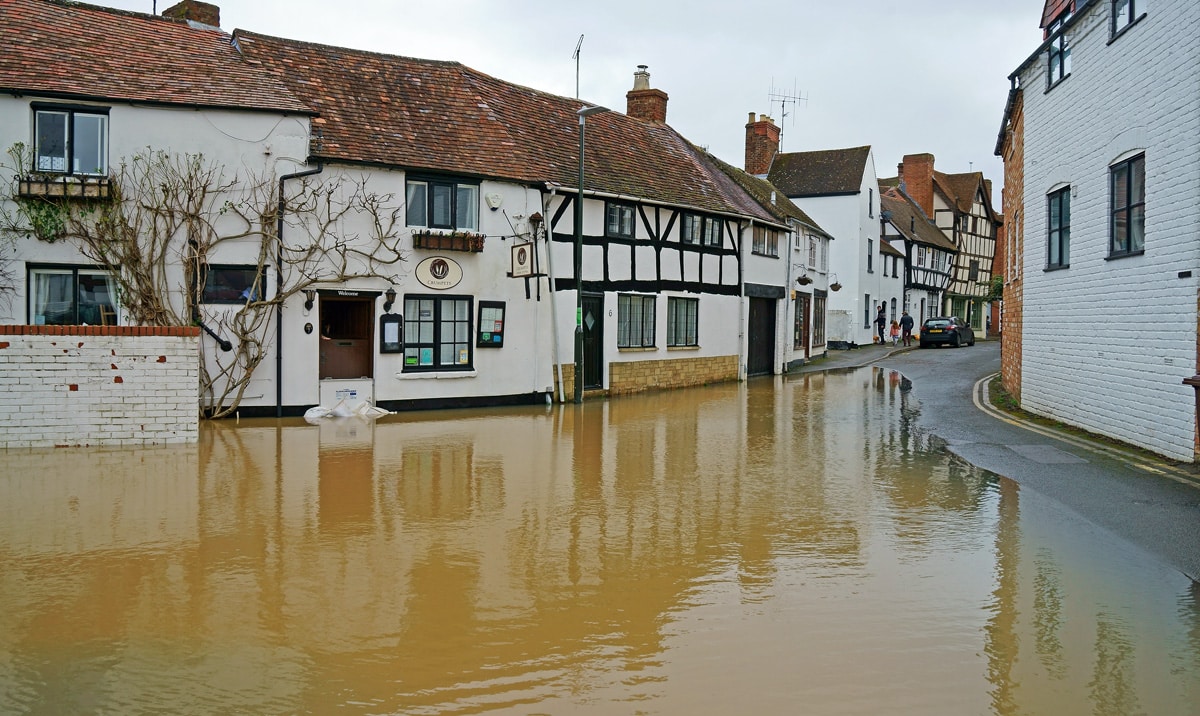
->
[626,65,668,122]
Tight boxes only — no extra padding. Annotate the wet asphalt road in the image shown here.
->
[874,341,1200,583]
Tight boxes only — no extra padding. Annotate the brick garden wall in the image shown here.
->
[556,354,739,400]
[0,325,200,449]
[608,354,738,396]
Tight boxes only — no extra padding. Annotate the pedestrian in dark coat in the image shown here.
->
[874,305,887,344]
[900,310,915,346]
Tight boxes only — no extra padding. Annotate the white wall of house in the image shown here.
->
[1018,0,1200,461]
[788,149,879,347]
[0,100,308,326]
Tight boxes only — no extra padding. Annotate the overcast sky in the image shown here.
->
[96,0,1048,206]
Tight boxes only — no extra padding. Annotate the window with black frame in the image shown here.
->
[402,295,473,371]
[1047,187,1071,268]
[201,265,264,303]
[406,177,479,231]
[617,294,655,348]
[606,202,635,239]
[1046,15,1072,87]
[33,105,109,176]
[28,266,117,325]
[1110,154,1145,258]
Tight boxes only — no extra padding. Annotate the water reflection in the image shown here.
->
[1,367,1197,714]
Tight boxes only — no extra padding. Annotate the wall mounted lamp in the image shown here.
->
[303,289,316,311]
[383,286,397,313]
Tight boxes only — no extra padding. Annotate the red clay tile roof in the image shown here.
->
[934,170,997,221]
[235,31,783,222]
[0,0,309,114]
[766,146,871,198]
[704,149,832,236]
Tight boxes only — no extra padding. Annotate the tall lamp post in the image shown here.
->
[574,104,609,404]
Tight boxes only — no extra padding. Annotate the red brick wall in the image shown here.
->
[626,89,668,123]
[999,92,1024,404]
[899,154,936,219]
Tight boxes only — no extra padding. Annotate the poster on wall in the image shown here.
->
[477,301,506,347]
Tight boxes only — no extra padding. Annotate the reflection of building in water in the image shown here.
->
[2,378,1198,713]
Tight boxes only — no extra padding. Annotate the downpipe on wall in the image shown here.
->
[276,163,323,418]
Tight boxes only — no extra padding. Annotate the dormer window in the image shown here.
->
[33,105,109,176]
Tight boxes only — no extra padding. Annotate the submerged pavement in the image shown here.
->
[795,340,1200,582]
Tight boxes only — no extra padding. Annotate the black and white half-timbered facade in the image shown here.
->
[543,69,809,395]
[879,187,958,323]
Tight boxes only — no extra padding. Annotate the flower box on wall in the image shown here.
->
[18,176,111,199]
[412,230,485,253]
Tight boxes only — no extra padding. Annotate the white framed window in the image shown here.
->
[34,106,109,176]
[751,226,778,257]
[28,265,118,325]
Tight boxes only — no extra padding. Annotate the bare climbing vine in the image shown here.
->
[1,144,407,418]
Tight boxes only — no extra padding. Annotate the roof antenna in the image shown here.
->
[572,34,584,99]
[767,78,808,151]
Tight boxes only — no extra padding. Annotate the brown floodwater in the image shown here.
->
[1,367,1198,715]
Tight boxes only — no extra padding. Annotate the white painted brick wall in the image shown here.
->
[1018,1,1200,461]
[0,328,200,449]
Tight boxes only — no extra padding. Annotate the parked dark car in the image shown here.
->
[919,316,975,348]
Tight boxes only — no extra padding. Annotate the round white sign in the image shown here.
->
[415,256,463,290]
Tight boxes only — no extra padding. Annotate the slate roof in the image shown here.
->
[880,187,958,253]
[235,31,785,224]
[0,0,309,114]
[766,146,871,198]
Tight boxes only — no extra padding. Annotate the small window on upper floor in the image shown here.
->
[406,177,479,231]
[751,226,778,257]
[1046,16,1072,88]
[606,202,635,239]
[34,105,109,176]
[1112,0,1144,38]
[680,214,701,245]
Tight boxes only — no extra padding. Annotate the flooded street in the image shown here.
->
[2,367,1198,715]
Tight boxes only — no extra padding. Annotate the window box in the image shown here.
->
[17,175,111,199]
[412,230,485,253]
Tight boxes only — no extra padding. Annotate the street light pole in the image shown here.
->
[574,104,609,404]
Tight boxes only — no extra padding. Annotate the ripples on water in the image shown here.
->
[1,367,1198,714]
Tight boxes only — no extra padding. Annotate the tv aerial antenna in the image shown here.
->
[767,79,808,150]
[572,35,585,99]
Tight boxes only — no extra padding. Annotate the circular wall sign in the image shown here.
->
[415,256,463,290]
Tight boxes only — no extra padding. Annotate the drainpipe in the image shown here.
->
[542,187,565,403]
[784,219,796,372]
[276,162,324,417]
[739,220,749,381]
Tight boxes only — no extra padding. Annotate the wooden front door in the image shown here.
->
[747,297,776,376]
[794,294,811,360]
[319,297,373,379]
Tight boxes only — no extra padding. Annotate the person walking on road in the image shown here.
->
[874,305,887,345]
[899,310,915,347]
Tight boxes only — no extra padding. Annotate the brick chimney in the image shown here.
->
[162,0,220,27]
[745,112,779,176]
[899,153,936,218]
[626,65,668,123]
